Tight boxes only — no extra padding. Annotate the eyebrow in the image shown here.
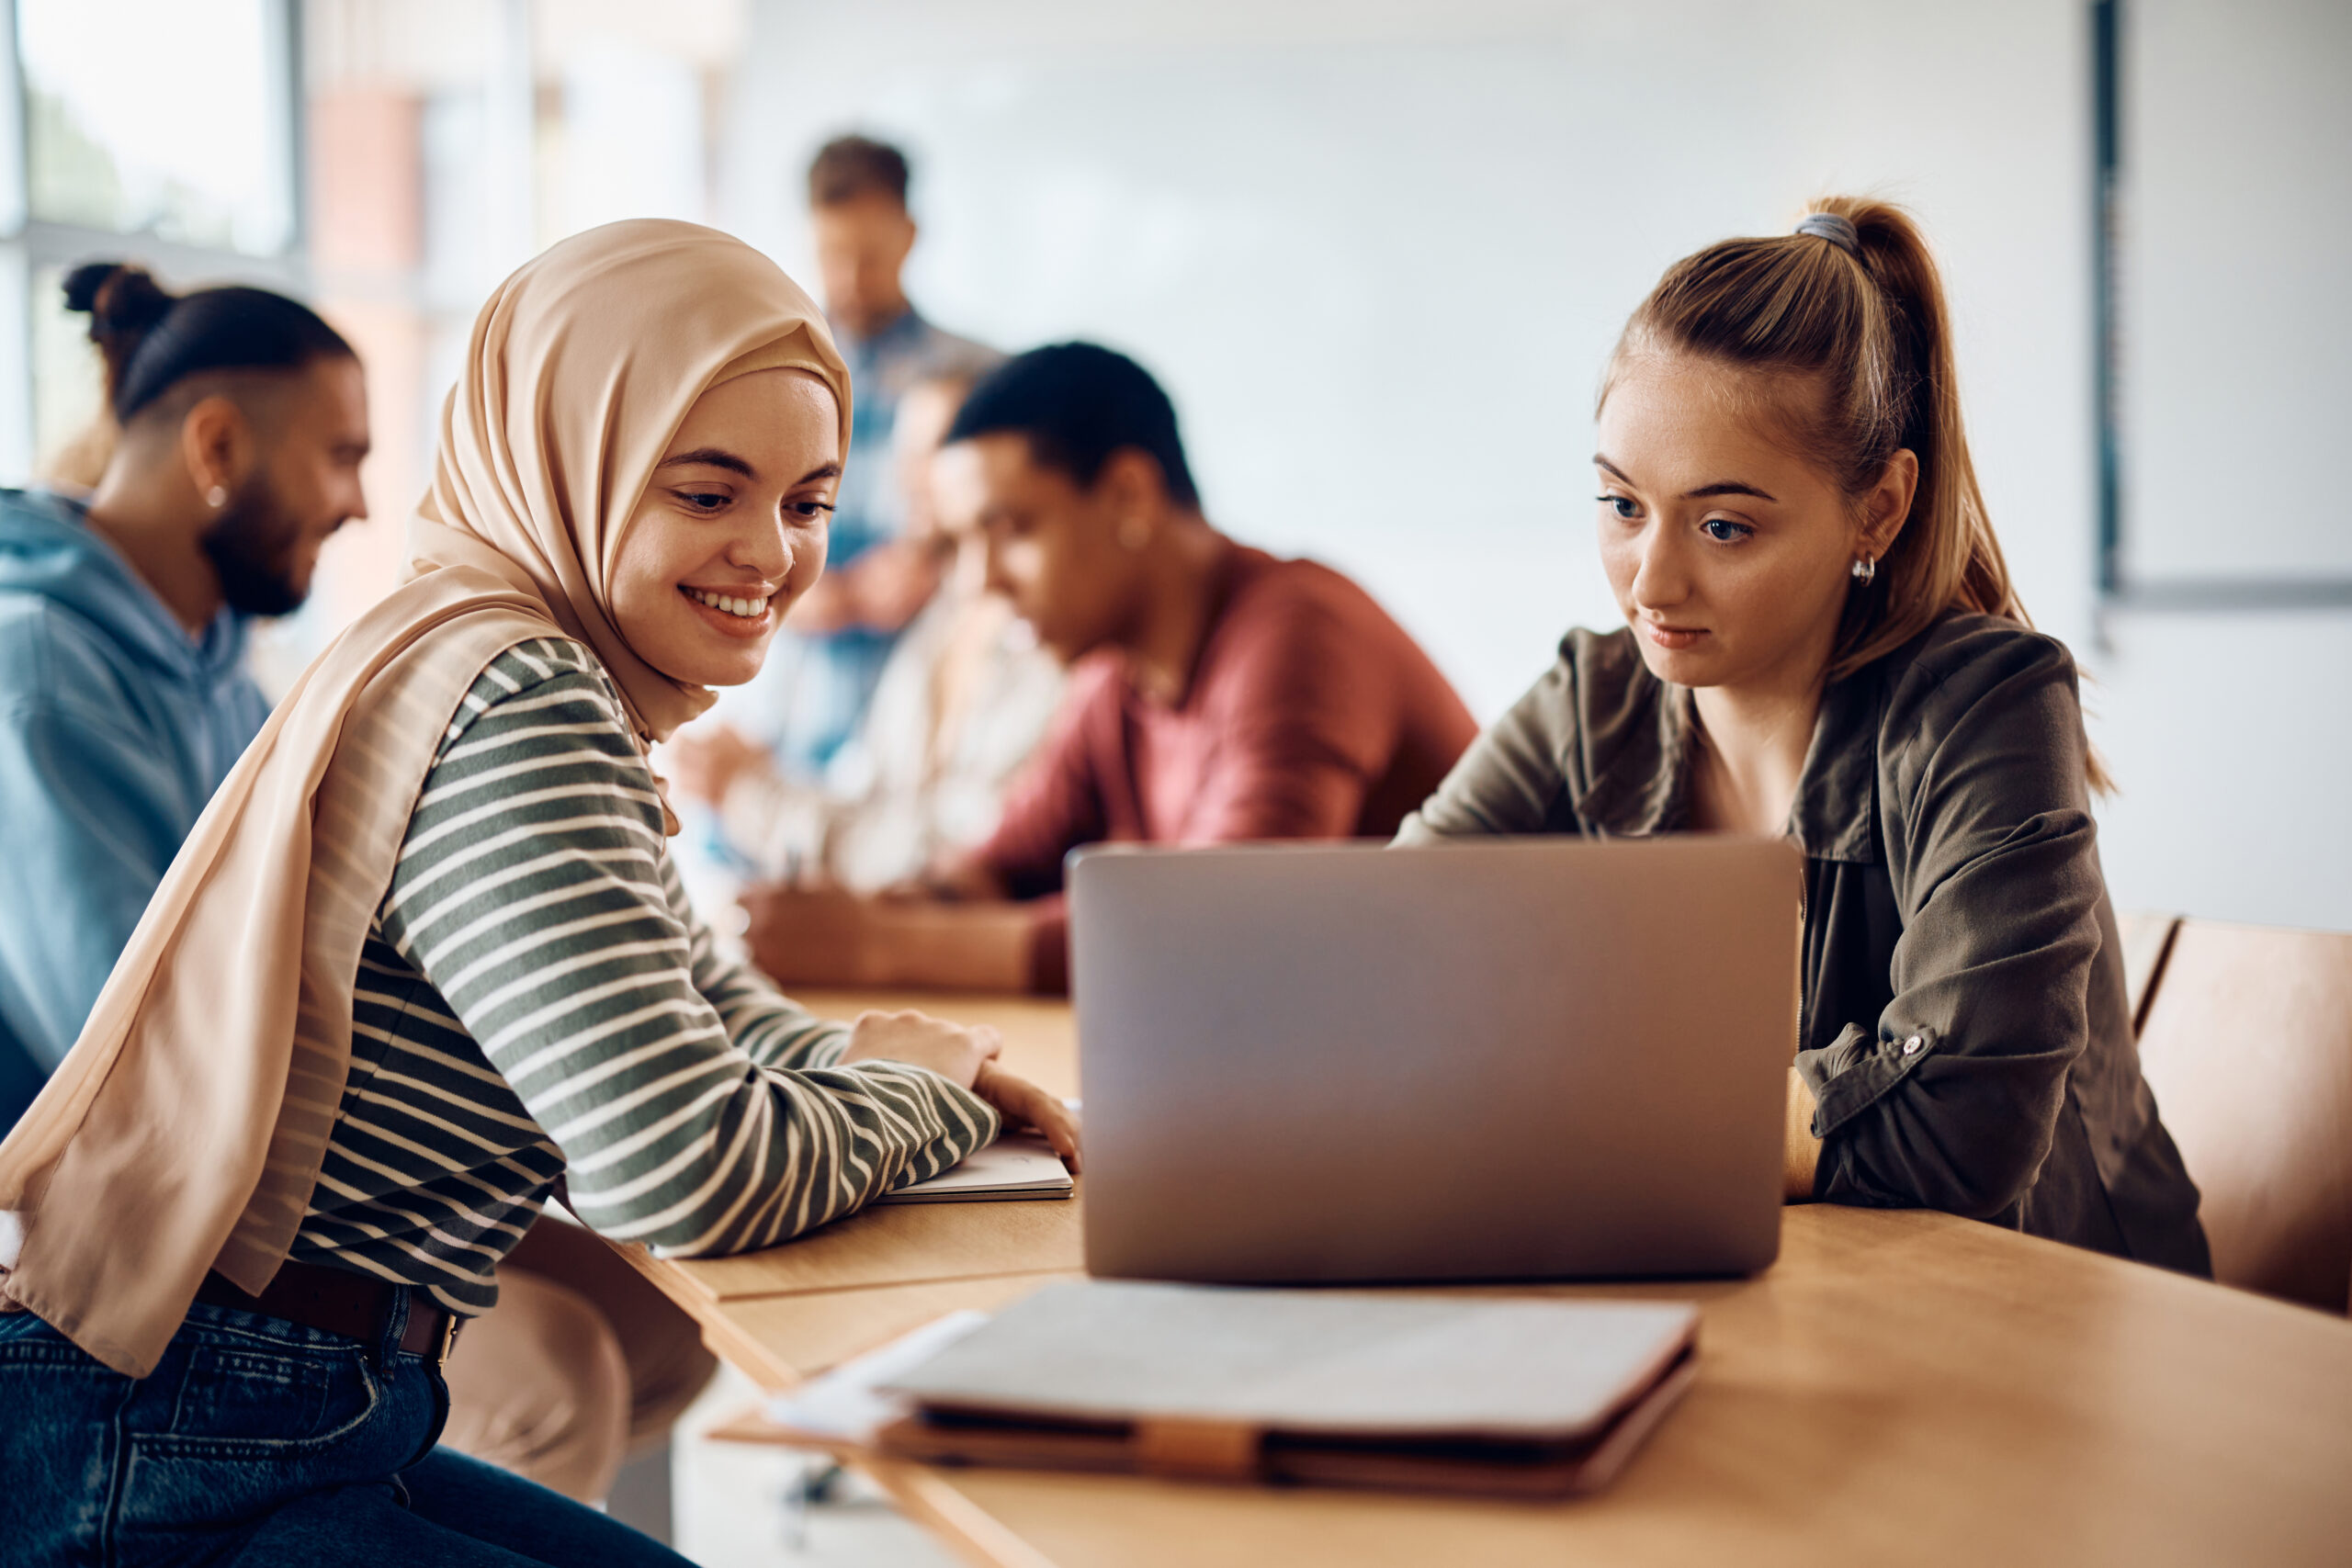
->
[1593,455,1779,504]
[797,462,843,486]
[660,447,755,479]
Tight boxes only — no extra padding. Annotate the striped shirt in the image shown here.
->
[290,637,999,1313]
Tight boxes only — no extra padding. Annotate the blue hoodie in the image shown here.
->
[0,489,270,1127]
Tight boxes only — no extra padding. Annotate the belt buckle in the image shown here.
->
[429,1310,462,1371]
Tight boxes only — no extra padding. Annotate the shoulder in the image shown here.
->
[0,592,144,727]
[911,321,1001,379]
[437,636,638,760]
[1551,624,1654,733]
[1217,552,1408,657]
[1494,624,1658,786]
[1874,612,2081,747]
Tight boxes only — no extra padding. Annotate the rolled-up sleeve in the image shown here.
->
[1801,631,2103,1220]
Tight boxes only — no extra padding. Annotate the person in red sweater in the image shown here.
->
[741,342,1476,993]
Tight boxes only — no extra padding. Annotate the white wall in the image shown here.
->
[722,0,2352,931]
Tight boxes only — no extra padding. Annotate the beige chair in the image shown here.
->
[2133,919,2352,1313]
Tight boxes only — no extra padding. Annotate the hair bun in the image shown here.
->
[63,262,175,335]
[63,263,179,410]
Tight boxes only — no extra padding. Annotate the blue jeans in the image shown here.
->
[0,1292,694,1566]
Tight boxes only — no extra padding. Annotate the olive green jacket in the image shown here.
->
[1398,612,2209,1273]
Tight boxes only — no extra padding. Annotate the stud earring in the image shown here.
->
[1850,555,1877,585]
[205,485,228,509]
[1118,516,1151,551]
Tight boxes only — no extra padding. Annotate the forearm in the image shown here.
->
[1804,840,2097,1217]
[670,858,852,1069]
[747,891,1036,992]
[1784,1067,1822,1201]
[568,1058,1000,1253]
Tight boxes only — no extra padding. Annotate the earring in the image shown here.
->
[205,485,228,509]
[1850,555,1877,585]
[1117,516,1151,551]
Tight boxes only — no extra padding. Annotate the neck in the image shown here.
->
[842,293,910,343]
[1689,654,1830,838]
[1117,518,1228,706]
[83,471,224,639]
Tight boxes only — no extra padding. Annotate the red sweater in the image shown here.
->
[980,544,1477,990]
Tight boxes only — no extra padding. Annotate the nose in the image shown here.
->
[731,505,796,584]
[1626,520,1690,613]
[981,536,1016,601]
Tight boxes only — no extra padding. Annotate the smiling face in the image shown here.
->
[1594,354,1914,697]
[608,368,842,688]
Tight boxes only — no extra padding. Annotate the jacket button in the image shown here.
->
[1903,1035,1924,1055]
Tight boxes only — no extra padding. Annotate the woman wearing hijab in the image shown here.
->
[0,220,1076,1566]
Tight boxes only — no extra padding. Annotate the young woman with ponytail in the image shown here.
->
[1401,198,2207,1271]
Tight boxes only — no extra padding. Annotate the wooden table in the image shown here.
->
[620,991,2352,1568]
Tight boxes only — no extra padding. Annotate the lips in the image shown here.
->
[683,585,772,618]
[1640,620,1708,651]
[679,584,776,638]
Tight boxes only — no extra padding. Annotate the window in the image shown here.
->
[0,0,301,486]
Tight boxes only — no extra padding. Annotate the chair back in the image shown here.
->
[2133,919,2352,1312]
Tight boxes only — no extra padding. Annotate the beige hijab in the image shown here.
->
[0,220,850,1377]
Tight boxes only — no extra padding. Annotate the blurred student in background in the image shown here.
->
[0,264,365,1130]
[758,134,1000,774]
[742,342,1479,994]
[667,374,1065,890]
[1400,200,2207,1271]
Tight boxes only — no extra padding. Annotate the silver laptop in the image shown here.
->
[1070,837,1802,1283]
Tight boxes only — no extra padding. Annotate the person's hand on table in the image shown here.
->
[834,1010,1081,1173]
[974,1060,1083,1174]
[741,884,887,985]
[839,1008,1001,1088]
[739,880,1035,992]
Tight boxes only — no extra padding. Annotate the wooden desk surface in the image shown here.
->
[628,992,2352,1567]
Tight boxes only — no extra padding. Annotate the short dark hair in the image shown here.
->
[63,262,355,424]
[944,343,1200,508]
[807,135,910,209]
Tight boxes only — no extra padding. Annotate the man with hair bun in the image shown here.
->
[0,262,368,1127]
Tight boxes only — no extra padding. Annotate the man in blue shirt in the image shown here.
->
[0,264,367,1126]
[763,135,998,773]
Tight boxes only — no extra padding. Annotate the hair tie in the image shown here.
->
[1794,212,1861,258]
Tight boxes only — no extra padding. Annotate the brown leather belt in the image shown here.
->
[195,1257,462,1369]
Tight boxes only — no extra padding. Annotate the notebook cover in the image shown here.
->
[873,1346,1699,1496]
[882,1280,1698,1439]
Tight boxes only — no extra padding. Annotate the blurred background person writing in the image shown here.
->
[741,343,1480,994]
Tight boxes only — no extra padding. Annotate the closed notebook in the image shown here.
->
[872,1280,1699,1496]
[871,1134,1074,1204]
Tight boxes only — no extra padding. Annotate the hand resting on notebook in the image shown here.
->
[838,1010,1081,1172]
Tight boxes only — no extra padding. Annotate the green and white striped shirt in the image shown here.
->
[290,637,999,1313]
